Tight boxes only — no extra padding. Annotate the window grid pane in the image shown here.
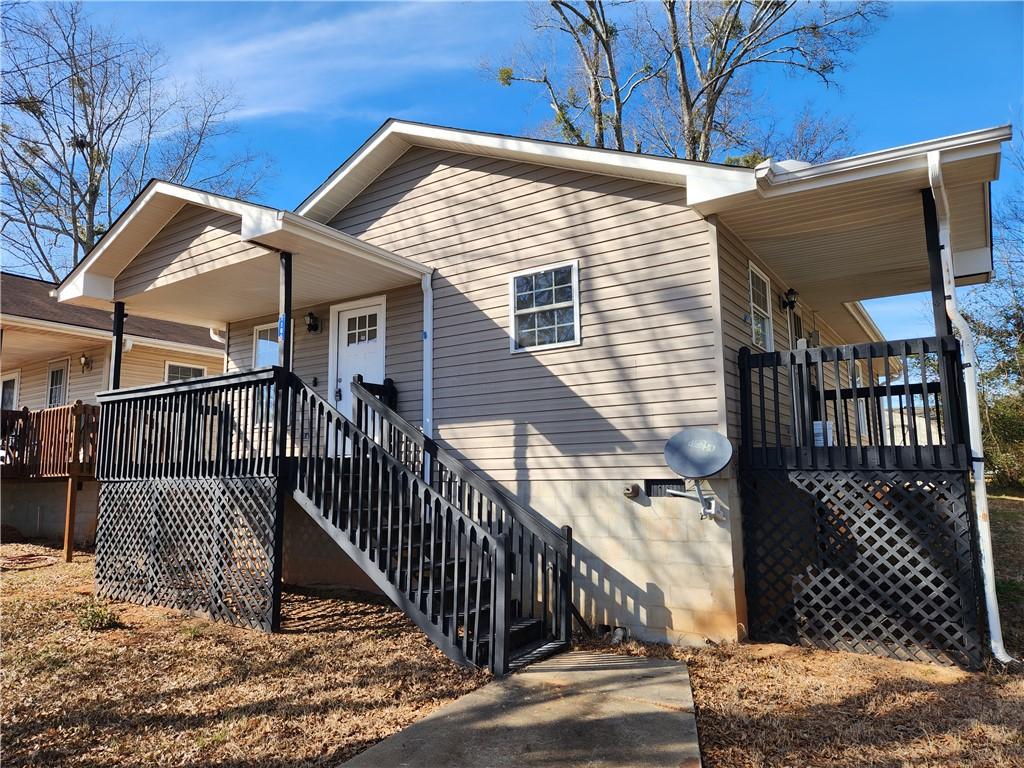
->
[511,264,578,350]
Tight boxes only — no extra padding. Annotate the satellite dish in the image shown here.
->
[664,427,733,479]
[663,428,732,520]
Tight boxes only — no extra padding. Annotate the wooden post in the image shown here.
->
[111,301,126,389]
[63,476,78,563]
[63,401,84,563]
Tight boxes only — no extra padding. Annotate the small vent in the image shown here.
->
[644,479,686,498]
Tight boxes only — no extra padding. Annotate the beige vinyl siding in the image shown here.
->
[114,204,271,299]
[717,219,852,447]
[14,344,222,409]
[328,146,717,483]
[118,345,223,390]
[12,345,107,410]
[224,285,423,426]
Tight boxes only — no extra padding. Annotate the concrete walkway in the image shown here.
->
[345,651,701,768]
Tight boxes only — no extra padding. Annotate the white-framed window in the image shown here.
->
[748,263,774,351]
[165,362,207,383]
[508,260,581,353]
[46,359,69,407]
[252,321,294,368]
[1,370,20,410]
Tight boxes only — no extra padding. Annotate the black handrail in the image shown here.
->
[286,373,510,672]
[351,375,573,650]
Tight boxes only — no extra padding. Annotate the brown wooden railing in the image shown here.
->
[1,402,100,479]
[739,335,970,471]
[352,375,573,655]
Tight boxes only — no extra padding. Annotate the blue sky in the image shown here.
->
[88,0,1023,339]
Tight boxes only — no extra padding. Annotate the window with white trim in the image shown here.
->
[748,264,774,351]
[252,321,294,368]
[165,362,207,383]
[1,372,19,410]
[509,261,581,352]
[47,360,69,407]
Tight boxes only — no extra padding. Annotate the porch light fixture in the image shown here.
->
[304,311,320,334]
[79,354,92,374]
[780,288,799,311]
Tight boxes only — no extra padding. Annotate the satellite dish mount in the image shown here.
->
[663,428,733,520]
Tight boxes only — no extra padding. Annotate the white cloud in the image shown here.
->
[165,2,514,121]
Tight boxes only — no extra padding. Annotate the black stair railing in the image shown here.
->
[284,373,512,673]
[351,376,573,654]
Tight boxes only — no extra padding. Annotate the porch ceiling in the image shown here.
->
[704,128,1008,338]
[0,323,103,368]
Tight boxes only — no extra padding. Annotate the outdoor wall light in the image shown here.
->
[780,288,799,311]
[79,354,92,373]
[305,311,320,334]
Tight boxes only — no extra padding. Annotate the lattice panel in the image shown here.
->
[96,477,279,631]
[741,468,982,667]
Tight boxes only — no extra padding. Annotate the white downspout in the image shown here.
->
[928,150,1018,665]
[421,272,434,439]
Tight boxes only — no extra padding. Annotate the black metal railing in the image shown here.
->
[352,375,573,653]
[94,367,529,673]
[739,335,970,470]
[96,368,282,481]
[286,375,509,672]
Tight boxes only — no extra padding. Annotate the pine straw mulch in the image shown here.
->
[0,543,488,767]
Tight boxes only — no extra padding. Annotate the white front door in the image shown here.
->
[331,299,386,420]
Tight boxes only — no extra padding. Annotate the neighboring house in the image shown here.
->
[1,271,225,551]
[56,121,1010,672]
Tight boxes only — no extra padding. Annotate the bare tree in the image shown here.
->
[1,2,269,280]
[496,0,886,162]
[496,1,667,150]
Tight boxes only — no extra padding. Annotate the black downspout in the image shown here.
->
[111,301,126,389]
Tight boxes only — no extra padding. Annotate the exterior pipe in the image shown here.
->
[421,272,434,439]
[928,150,1018,665]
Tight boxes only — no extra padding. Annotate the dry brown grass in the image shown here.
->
[1,544,487,767]
[580,490,1024,768]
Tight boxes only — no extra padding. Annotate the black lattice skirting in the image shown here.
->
[96,477,279,631]
[741,468,983,667]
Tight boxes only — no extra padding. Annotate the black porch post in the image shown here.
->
[278,251,293,371]
[111,301,126,389]
[921,189,953,338]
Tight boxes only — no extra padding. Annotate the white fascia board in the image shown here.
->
[841,301,886,343]
[0,314,221,356]
[243,208,433,279]
[126,335,225,358]
[753,125,1011,198]
[57,180,280,303]
[297,119,759,221]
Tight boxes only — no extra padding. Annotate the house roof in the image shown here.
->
[1,272,222,350]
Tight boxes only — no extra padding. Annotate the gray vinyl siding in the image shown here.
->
[328,146,718,483]
[114,204,271,299]
[224,285,423,426]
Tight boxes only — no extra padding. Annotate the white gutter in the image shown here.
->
[929,150,1018,666]
[420,272,434,438]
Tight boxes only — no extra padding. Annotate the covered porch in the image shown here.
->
[702,126,1009,668]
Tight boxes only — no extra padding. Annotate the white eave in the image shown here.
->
[296,119,755,223]
[56,180,431,324]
